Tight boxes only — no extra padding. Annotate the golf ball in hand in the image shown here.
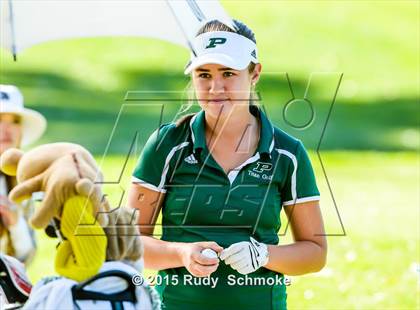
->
[201,248,218,259]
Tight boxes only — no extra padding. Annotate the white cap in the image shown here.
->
[184,31,258,75]
[0,85,46,146]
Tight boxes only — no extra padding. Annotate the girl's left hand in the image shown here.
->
[220,237,269,275]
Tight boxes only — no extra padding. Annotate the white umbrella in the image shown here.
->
[0,0,235,60]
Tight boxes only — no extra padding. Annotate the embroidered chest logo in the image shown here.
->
[184,154,198,164]
[253,162,273,173]
[249,162,273,180]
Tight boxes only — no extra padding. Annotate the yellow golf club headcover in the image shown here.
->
[0,143,144,281]
[55,196,107,282]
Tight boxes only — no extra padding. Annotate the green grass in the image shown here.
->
[27,151,419,309]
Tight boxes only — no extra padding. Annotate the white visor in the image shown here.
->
[184,31,258,75]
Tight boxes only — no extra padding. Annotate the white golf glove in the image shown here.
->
[220,237,269,275]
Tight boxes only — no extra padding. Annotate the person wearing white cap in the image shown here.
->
[0,84,46,264]
[129,20,327,310]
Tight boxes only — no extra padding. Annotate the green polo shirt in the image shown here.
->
[132,105,320,310]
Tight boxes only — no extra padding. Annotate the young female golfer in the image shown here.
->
[129,20,327,310]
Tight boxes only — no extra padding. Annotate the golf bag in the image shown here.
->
[1,258,161,310]
[0,254,32,310]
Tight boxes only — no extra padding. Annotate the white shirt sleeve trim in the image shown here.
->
[131,177,167,193]
[276,148,297,201]
[282,195,320,206]
[159,142,190,189]
[132,141,189,193]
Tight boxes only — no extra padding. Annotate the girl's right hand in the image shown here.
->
[179,241,223,277]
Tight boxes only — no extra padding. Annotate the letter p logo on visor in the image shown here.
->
[205,37,227,49]
[184,31,259,75]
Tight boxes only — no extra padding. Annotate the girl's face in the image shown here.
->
[192,63,261,120]
[0,113,22,154]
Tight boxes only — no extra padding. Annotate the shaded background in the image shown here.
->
[1,1,419,309]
